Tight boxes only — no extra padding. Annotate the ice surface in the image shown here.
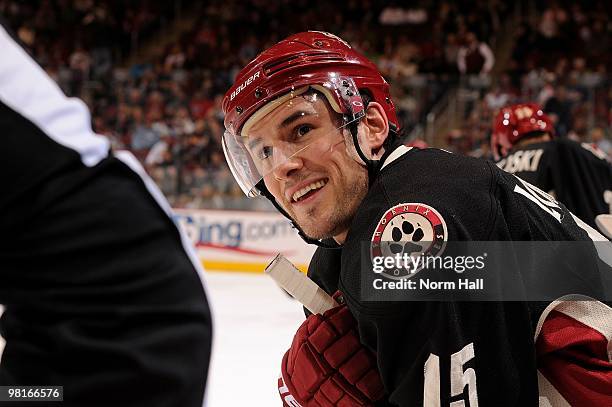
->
[203,271,305,406]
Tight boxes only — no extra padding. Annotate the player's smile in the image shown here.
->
[286,177,329,205]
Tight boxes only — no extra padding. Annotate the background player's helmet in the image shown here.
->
[222,31,398,198]
[491,102,554,159]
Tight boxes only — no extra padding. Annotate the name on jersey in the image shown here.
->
[497,149,544,173]
[513,176,562,222]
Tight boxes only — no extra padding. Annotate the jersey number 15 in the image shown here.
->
[424,342,479,407]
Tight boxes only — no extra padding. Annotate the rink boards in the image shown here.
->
[173,208,316,273]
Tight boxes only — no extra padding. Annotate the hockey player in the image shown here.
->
[0,22,211,406]
[493,102,612,229]
[222,32,612,406]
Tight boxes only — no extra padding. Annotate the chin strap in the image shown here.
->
[348,119,400,187]
[258,182,341,249]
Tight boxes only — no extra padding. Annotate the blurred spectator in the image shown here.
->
[379,4,428,25]
[484,85,510,111]
[457,32,494,75]
[68,44,91,93]
[543,86,572,138]
[590,127,612,157]
[446,128,472,155]
[145,133,173,167]
[443,33,460,73]
[131,109,161,153]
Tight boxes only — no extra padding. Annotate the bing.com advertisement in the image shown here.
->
[173,209,315,272]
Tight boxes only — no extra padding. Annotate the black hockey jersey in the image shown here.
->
[0,22,211,406]
[495,138,612,229]
[308,146,612,406]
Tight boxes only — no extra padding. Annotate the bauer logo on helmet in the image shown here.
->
[230,71,261,101]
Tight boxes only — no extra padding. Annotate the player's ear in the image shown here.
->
[360,102,389,160]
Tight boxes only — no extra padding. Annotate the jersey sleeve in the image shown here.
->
[536,300,612,406]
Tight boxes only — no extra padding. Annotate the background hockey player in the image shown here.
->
[222,32,612,406]
[493,102,612,230]
[0,21,212,407]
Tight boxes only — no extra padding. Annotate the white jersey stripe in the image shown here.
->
[534,295,612,363]
[537,372,571,407]
[380,145,412,170]
[554,300,612,362]
[0,24,109,166]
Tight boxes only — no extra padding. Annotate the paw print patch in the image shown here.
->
[371,203,447,278]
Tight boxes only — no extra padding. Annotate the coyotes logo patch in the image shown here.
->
[371,203,448,279]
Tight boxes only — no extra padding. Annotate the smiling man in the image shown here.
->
[222,32,612,406]
[245,89,372,241]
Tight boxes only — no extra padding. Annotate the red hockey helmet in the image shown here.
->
[491,102,554,159]
[222,31,398,197]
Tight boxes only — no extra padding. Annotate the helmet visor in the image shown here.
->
[222,77,365,197]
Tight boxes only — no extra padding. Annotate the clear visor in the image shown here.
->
[223,79,365,197]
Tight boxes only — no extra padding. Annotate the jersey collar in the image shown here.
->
[380,145,413,171]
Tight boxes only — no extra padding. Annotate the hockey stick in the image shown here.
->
[265,254,338,314]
